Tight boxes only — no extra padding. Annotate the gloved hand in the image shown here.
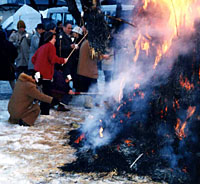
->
[51,97,60,106]
[75,44,79,49]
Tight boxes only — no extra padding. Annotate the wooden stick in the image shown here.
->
[130,153,144,168]
[105,15,137,28]
[74,92,103,95]
[67,32,88,60]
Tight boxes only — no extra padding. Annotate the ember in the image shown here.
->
[61,0,200,183]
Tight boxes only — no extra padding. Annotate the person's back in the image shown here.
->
[0,31,18,90]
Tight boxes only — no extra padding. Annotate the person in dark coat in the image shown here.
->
[70,26,84,91]
[0,30,18,90]
[55,22,77,78]
[8,72,59,126]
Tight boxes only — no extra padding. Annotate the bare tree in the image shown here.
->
[30,0,38,11]
[48,0,58,8]
[65,0,81,26]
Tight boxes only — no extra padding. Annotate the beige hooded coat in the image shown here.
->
[8,73,53,126]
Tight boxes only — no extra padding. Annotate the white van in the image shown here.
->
[46,6,80,25]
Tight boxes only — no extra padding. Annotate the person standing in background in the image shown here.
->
[77,39,110,108]
[0,30,18,90]
[56,22,76,78]
[28,23,45,75]
[70,26,84,91]
[9,20,31,79]
[102,47,114,84]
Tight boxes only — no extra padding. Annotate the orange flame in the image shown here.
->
[173,99,180,109]
[134,0,200,68]
[74,133,85,144]
[175,106,196,140]
[186,106,196,119]
[199,66,200,80]
[175,118,186,140]
[112,113,116,119]
[134,83,140,89]
[124,140,134,147]
[179,75,194,91]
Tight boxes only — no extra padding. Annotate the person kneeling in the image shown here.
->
[8,72,59,126]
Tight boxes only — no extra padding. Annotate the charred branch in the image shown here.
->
[65,0,81,26]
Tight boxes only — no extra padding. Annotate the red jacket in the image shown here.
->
[32,42,65,80]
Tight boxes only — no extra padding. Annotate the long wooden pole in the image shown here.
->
[67,32,88,60]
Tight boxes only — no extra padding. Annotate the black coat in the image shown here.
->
[55,31,73,78]
[0,31,18,80]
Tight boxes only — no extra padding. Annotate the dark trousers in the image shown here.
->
[40,80,52,115]
[103,70,112,83]
[16,66,28,79]
[76,75,97,92]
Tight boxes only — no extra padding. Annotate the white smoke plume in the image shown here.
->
[78,0,200,151]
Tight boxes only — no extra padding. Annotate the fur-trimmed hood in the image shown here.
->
[18,73,35,84]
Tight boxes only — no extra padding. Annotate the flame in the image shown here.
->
[179,75,194,91]
[112,113,116,119]
[175,106,196,140]
[175,118,186,140]
[134,0,200,68]
[99,127,104,138]
[199,66,200,80]
[134,83,140,89]
[124,140,134,147]
[126,112,131,118]
[173,99,180,109]
[186,106,196,119]
[74,133,85,144]
[139,91,145,99]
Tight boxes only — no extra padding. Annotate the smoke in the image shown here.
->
[78,0,200,153]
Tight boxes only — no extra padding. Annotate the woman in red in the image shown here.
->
[32,31,68,115]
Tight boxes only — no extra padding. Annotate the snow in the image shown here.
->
[0,81,159,183]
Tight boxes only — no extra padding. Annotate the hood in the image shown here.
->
[18,73,35,84]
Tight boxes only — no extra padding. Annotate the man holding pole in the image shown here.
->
[55,22,78,78]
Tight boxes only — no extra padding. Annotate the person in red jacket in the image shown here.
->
[32,31,68,115]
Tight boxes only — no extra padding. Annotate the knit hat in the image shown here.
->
[44,31,55,43]
[72,26,83,35]
[17,20,26,29]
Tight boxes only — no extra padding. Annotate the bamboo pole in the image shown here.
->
[67,32,88,60]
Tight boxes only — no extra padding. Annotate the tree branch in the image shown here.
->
[30,0,38,11]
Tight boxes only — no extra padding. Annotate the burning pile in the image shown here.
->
[61,0,200,183]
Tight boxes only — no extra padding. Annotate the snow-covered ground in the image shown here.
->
[0,81,161,184]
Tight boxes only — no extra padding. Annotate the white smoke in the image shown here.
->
[79,0,200,151]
